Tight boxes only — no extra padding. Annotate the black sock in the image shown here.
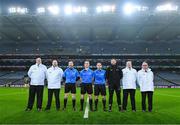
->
[102,99,106,109]
[119,105,122,110]
[109,104,112,110]
[89,98,93,110]
[95,99,98,109]
[72,99,76,108]
[64,98,67,108]
[80,99,84,110]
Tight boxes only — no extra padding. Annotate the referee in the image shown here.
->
[106,59,123,112]
[45,60,63,111]
[138,61,154,112]
[63,61,80,111]
[94,62,107,111]
[122,61,137,112]
[79,61,94,111]
[25,58,47,111]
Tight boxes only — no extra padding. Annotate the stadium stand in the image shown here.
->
[0,3,180,88]
[0,41,180,55]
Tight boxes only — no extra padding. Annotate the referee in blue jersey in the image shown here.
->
[80,61,94,111]
[63,61,80,111]
[94,62,107,111]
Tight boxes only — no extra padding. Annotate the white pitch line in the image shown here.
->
[83,97,89,119]
[157,93,180,98]
[0,92,26,96]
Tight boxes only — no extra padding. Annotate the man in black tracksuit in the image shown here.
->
[106,59,123,112]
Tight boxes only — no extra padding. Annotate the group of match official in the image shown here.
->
[25,58,154,112]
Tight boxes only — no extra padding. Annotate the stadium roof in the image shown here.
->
[0,0,180,42]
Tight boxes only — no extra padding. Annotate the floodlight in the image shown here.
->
[9,7,28,14]
[37,7,45,13]
[96,5,115,13]
[64,5,73,15]
[48,5,60,15]
[156,3,178,11]
[123,3,135,15]
[123,3,148,15]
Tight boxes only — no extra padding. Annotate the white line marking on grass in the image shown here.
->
[0,92,26,96]
[157,93,180,98]
[83,97,89,119]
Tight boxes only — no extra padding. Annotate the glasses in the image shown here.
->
[142,65,148,66]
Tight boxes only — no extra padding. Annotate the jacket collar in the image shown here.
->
[111,64,117,68]
[35,63,42,67]
[84,68,90,71]
[68,67,74,70]
[142,68,151,72]
[125,67,132,70]
[51,66,58,70]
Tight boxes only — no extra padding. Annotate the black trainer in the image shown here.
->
[103,108,107,112]
[25,108,31,111]
[80,108,83,111]
[94,107,97,111]
[119,106,122,112]
[132,110,136,112]
[73,107,76,111]
[37,108,42,112]
[90,105,93,111]
[109,106,112,112]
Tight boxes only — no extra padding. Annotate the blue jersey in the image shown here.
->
[63,68,79,84]
[80,68,94,84]
[94,69,106,84]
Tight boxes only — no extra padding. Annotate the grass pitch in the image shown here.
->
[0,87,180,124]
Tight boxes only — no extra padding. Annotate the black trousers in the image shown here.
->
[141,91,153,111]
[27,85,44,109]
[46,89,60,109]
[108,85,121,106]
[122,89,136,110]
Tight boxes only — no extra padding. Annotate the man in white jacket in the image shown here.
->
[122,61,137,112]
[26,58,47,111]
[45,60,63,111]
[138,61,154,112]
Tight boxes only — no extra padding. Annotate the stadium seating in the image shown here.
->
[0,41,180,55]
